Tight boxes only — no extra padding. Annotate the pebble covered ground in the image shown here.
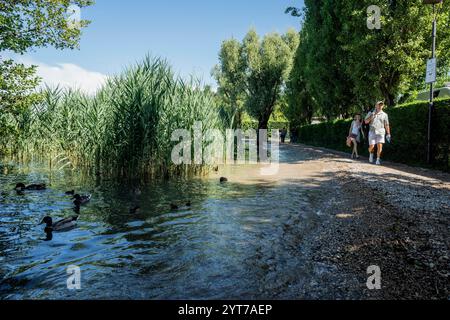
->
[266,144,449,299]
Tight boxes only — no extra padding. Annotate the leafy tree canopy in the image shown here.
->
[215,28,299,130]
[286,0,450,125]
[0,0,94,152]
[0,0,93,53]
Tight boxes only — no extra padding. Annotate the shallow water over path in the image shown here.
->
[0,145,334,299]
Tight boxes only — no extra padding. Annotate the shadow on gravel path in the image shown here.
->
[279,143,450,299]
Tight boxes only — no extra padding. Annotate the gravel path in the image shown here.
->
[268,144,450,299]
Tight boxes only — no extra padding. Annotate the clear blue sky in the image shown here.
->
[19,0,304,88]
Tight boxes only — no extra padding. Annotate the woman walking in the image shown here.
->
[347,114,364,159]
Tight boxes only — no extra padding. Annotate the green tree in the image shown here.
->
[340,0,450,107]
[285,30,315,127]
[215,29,299,130]
[0,59,41,151]
[0,0,94,152]
[0,0,93,53]
[304,0,355,119]
[244,29,299,130]
[213,38,246,128]
[286,1,358,121]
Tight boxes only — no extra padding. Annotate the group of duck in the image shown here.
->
[14,176,229,241]
[14,183,91,240]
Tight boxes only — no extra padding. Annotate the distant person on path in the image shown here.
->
[365,101,391,165]
[280,128,287,144]
[347,114,364,159]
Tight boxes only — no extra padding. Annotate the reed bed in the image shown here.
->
[10,56,225,179]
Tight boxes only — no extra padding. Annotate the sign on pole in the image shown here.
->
[426,58,437,84]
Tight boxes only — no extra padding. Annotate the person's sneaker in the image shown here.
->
[376,158,381,165]
[369,153,374,163]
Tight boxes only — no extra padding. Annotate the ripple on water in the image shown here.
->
[0,161,322,299]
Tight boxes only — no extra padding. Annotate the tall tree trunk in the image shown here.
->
[236,109,242,129]
[380,70,400,107]
[258,116,269,130]
[382,89,395,107]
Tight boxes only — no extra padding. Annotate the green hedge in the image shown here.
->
[292,99,450,172]
[241,120,289,132]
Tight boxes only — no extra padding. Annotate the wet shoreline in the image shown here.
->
[1,144,449,299]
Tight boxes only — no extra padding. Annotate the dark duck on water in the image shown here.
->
[170,201,192,211]
[40,216,79,232]
[73,194,92,207]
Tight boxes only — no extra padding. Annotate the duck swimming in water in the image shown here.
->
[42,227,53,241]
[40,216,78,232]
[65,190,75,195]
[170,201,192,211]
[73,194,91,206]
[15,183,46,191]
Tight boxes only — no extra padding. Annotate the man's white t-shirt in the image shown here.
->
[366,111,389,136]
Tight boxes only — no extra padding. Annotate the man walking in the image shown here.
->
[365,101,391,165]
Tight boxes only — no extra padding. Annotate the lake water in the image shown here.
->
[0,147,330,299]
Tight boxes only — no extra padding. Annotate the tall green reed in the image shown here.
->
[16,56,223,179]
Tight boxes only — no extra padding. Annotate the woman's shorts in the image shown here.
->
[369,133,385,145]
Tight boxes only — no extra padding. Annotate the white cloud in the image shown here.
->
[11,55,108,95]
[36,62,108,95]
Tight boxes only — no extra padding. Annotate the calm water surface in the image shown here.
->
[0,149,326,299]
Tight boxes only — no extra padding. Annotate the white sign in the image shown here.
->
[426,58,437,84]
